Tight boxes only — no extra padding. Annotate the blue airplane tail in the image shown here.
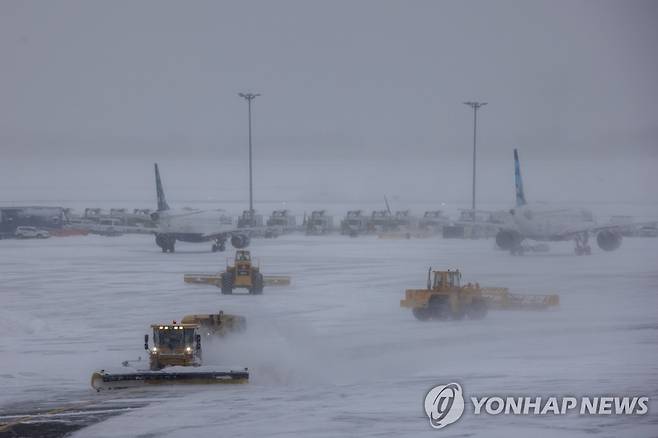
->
[514,149,527,207]
[154,163,170,211]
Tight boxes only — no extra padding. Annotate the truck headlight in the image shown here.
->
[151,347,158,353]
[185,347,192,353]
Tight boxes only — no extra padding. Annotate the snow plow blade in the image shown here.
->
[91,367,249,391]
[183,273,291,286]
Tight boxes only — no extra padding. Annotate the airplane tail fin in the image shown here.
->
[154,163,170,211]
[514,149,527,207]
[384,196,392,215]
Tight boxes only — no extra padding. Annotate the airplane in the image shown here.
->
[150,164,252,253]
[494,149,623,255]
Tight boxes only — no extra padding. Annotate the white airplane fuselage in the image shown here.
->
[155,209,234,240]
[496,149,622,255]
[510,203,596,241]
[151,163,251,252]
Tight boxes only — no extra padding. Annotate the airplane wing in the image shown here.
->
[555,222,655,239]
[553,222,657,240]
[201,227,257,240]
[450,214,514,230]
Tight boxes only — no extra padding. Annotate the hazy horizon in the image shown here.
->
[1,1,657,209]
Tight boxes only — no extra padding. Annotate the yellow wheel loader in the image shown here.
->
[401,269,559,321]
[183,250,290,291]
[401,269,488,321]
[220,250,264,295]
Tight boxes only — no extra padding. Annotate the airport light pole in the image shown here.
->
[238,92,260,215]
[463,101,487,219]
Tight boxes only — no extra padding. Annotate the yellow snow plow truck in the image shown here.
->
[91,315,248,391]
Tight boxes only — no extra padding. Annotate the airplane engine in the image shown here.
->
[155,234,167,248]
[597,230,622,251]
[230,234,250,249]
[495,229,522,250]
[155,233,175,252]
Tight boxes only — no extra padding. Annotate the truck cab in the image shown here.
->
[432,270,462,291]
[341,210,368,235]
[238,210,263,228]
[145,323,202,370]
[306,210,333,235]
[234,250,253,284]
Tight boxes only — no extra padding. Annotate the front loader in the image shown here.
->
[401,269,488,320]
[401,268,559,321]
[220,250,264,295]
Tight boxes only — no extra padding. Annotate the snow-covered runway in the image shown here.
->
[1,234,657,437]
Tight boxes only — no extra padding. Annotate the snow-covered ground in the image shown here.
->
[1,233,657,437]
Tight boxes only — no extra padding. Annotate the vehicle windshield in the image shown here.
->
[236,252,251,261]
[154,328,195,349]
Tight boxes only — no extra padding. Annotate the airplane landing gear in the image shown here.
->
[211,236,227,253]
[156,234,176,253]
[574,233,591,256]
[510,241,525,256]
[510,245,525,256]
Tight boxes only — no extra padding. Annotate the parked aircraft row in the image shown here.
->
[7,156,646,254]
[147,150,654,256]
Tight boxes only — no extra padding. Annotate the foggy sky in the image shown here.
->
[0,1,657,206]
[2,0,657,159]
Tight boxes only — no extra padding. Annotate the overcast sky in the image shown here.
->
[0,0,657,206]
